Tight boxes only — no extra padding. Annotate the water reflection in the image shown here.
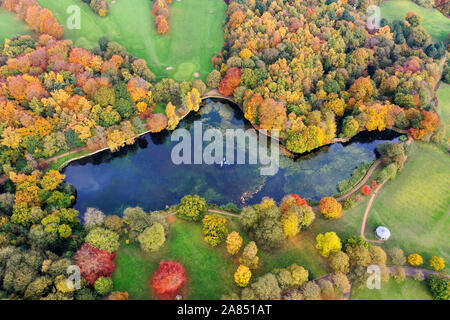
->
[64,99,400,215]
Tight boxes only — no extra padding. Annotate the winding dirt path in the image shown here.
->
[360,179,389,244]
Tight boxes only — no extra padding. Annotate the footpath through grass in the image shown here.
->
[38,0,226,81]
[0,8,32,44]
[351,278,432,300]
[380,0,450,40]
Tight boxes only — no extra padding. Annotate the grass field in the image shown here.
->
[112,215,331,299]
[37,0,226,81]
[112,218,237,300]
[0,8,32,44]
[380,0,450,40]
[351,278,432,300]
[314,142,450,273]
[437,83,450,141]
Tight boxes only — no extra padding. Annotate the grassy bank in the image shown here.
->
[351,278,432,300]
[380,0,450,40]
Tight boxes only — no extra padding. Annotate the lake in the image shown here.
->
[63,100,400,215]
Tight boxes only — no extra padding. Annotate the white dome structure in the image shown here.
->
[376,226,391,241]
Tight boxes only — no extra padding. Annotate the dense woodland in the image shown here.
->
[207,0,446,153]
[0,0,448,300]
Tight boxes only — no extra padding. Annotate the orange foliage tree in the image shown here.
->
[218,67,242,97]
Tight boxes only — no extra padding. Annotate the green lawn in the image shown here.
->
[38,0,226,81]
[380,0,450,40]
[112,218,237,300]
[314,142,450,273]
[0,8,32,44]
[437,83,450,141]
[351,278,432,300]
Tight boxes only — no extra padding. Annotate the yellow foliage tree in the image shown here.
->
[226,231,243,255]
[281,211,300,238]
[40,170,65,191]
[234,265,252,287]
[408,253,424,266]
[429,256,445,271]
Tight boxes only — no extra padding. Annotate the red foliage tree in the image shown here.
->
[73,243,116,286]
[289,194,308,207]
[151,260,187,300]
[361,185,372,195]
[218,67,241,97]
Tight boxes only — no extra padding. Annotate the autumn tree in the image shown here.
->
[316,232,342,258]
[151,260,187,300]
[226,231,243,255]
[320,197,342,219]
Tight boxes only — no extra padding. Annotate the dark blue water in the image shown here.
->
[63,100,400,215]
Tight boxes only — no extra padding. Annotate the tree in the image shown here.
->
[345,244,371,267]
[218,67,241,96]
[85,227,120,253]
[329,251,350,273]
[429,256,445,271]
[206,70,221,89]
[177,195,207,221]
[388,247,407,265]
[147,113,168,133]
[152,260,187,300]
[250,273,281,300]
[138,223,166,253]
[301,281,321,300]
[369,246,387,266]
[94,277,113,296]
[239,241,259,269]
[316,232,342,258]
[83,208,106,230]
[156,15,169,35]
[234,265,251,287]
[408,253,424,266]
[288,264,308,287]
[226,231,243,255]
[333,272,351,296]
[320,197,342,219]
[428,275,449,300]
[73,243,116,286]
[40,170,65,191]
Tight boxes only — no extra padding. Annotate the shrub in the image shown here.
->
[138,223,166,253]
[319,197,342,219]
[332,272,351,295]
[234,265,251,287]
[392,266,406,283]
[94,277,113,296]
[152,260,187,300]
[85,227,120,253]
[226,232,243,255]
[177,195,207,221]
[408,253,424,266]
[429,256,445,271]
[202,214,228,247]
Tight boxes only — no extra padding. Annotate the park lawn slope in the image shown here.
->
[437,83,450,140]
[351,278,432,300]
[380,0,450,40]
[0,8,32,44]
[112,217,236,300]
[37,0,226,81]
